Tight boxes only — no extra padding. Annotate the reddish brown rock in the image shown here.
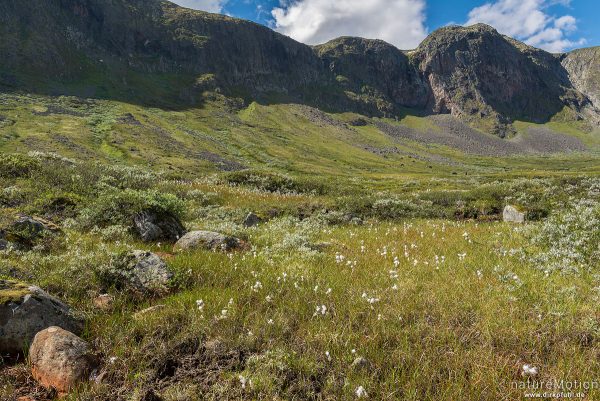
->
[29,327,98,396]
[92,294,114,310]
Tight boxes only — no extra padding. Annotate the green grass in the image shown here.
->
[1,93,600,400]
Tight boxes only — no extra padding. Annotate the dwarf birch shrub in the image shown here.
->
[528,200,600,273]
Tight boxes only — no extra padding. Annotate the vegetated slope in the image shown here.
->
[0,0,599,136]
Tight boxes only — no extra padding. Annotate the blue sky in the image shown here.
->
[172,0,598,52]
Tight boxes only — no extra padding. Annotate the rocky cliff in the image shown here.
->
[0,0,598,134]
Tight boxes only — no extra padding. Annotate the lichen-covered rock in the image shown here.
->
[102,251,173,295]
[503,205,525,223]
[0,279,82,355]
[133,210,186,242]
[29,326,98,396]
[2,215,60,249]
[173,231,244,252]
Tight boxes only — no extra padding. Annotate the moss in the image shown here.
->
[0,279,31,305]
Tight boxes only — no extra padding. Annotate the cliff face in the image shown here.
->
[0,0,598,132]
[411,24,590,133]
[0,0,326,95]
[562,47,600,123]
[315,37,429,111]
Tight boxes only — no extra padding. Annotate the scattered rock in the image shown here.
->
[133,210,186,243]
[503,205,525,223]
[174,231,245,252]
[2,215,60,249]
[29,326,98,396]
[105,251,173,296]
[243,212,261,227]
[349,117,368,126]
[92,294,114,311]
[0,279,82,356]
[351,356,371,371]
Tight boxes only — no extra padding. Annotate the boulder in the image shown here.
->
[104,251,173,295]
[0,279,82,356]
[133,210,186,242]
[29,326,98,395]
[174,231,244,252]
[2,215,60,248]
[243,212,261,227]
[503,205,525,223]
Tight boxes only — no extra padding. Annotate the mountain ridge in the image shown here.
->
[1,0,599,135]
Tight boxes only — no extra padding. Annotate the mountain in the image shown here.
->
[0,0,599,135]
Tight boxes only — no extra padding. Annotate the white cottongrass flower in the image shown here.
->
[267,318,274,325]
[313,304,328,316]
[196,299,205,311]
[522,364,539,377]
[325,351,332,361]
[325,288,332,295]
[239,375,248,389]
[355,385,368,398]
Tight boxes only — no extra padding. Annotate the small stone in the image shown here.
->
[243,212,261,227]
[174,231,245,252]
[503,205,525,223]
[93,294,114,310]
[29,326,98,396]
[351,356,370,371]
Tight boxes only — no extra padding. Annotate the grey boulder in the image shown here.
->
[105,251,173,295]
[243,212,261,227]
[0,279,82,356]
[174,230,245,252]
[503,205,525,223]
[133,210,186,242]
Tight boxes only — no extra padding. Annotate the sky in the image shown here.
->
[171,0,599,52]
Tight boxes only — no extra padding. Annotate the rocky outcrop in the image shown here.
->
[412,24,587,134]
[0,279,82,355]
[133,210,186,242]
[174,231,244,252]
[29,326,98,396]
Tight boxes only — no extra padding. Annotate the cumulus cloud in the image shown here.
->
[271,0,428,49]
[466,0,585,52]
[171,0,227,13]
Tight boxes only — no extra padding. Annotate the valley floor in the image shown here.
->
[1,94,600,400]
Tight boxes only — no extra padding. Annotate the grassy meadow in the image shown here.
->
[1,93,600,400]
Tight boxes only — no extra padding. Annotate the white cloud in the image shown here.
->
[466,0,585,52]
[171,0,227,13]
[271,0,428,49]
